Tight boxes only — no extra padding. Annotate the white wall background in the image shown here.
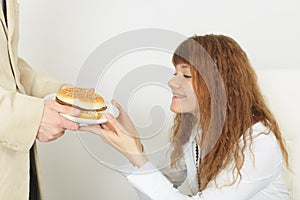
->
[17,0,300,199]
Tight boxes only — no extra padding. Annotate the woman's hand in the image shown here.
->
[110,99,139,139]
[80,100,148,168]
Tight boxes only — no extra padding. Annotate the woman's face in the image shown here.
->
[168,64,198,115]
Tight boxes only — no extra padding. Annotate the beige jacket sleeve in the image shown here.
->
[0,58,64,153]
[18,58,64,98]
[0,0,64,154]
[0,87,44,153]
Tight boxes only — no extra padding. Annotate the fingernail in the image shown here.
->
[106,113,113,119]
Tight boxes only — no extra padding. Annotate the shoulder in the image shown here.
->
[249,122,280,153]
[240,122,279,151]
[241,122,284,176]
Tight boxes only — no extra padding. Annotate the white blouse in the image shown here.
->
[125,122,289,200]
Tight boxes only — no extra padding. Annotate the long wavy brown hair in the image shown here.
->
[170,34,288,191]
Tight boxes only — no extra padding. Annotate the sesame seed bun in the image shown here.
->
[56,88,107,119]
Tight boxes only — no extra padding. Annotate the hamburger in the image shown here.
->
[56,87,107,119]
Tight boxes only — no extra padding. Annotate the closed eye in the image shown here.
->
[183,75,192,78]
[173,73,192,78]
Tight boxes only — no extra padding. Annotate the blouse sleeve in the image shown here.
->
[126,133,286,200]
[127,162,201,200]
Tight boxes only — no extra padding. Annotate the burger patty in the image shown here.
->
[55,97,107,112]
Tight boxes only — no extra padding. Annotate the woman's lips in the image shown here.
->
[172,93,186,99]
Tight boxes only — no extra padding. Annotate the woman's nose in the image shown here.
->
[168,76,181,89]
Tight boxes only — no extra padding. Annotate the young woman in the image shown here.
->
[80,34,289,199]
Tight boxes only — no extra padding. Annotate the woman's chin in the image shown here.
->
[171,109,181,114]
[170,105,186,114]
[170,105,198,115]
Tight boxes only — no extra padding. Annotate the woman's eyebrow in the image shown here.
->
[176,64,190,69]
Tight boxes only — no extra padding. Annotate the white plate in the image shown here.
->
[44,93,119,125]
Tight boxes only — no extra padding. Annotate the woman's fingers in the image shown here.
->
[100,123,110,131]
[111,99,121,109]
[79,124,101,133]
[111,99,127,117]
[79,122,117,137]
[79,124,114,144]
[79,115,121,137]
[105,113,122,134]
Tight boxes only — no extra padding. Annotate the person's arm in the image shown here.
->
[0,87,44,152]
[18,58,64,98]
[126,133,285,200]
[127,162,199,200]
[118,145,187,200]
[0,87,81,152]
[81,111,285,200]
